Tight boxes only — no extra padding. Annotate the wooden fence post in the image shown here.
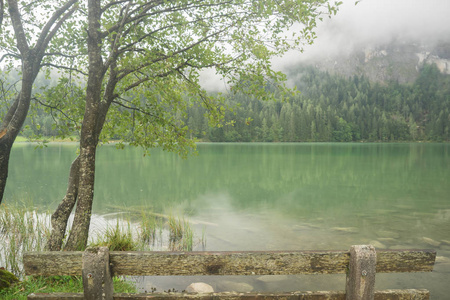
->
[346,245,376,300]
[82,246,113,300]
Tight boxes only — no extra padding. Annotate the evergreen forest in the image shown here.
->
[188,64,450,142]
[2,63,449,143]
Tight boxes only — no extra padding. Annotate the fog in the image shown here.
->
[290,0,450,61]
[202,0,450,91]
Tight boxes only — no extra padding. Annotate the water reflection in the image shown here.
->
[5,142,450,299]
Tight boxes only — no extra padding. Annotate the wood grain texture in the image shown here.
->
[27,290,429,300]
[24,252,82,276]
[346,245,376,300]
[109,251,350,276]
[23,249,436,276]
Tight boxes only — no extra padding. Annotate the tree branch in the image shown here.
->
[36,0,79,55]
[41,63,88,76]
[7,0,30,54]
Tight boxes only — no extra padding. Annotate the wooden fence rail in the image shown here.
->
[23,245,436,300]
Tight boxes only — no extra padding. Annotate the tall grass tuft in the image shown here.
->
[0,204,50,277]
[90,220,138,251]
[167,216,194,251]
[139,212,159,244]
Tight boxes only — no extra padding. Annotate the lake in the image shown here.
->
[4,142,450,298]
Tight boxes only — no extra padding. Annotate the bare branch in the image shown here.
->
[41,63,88,76]
[0,52,21,63]
[32,97,80,128]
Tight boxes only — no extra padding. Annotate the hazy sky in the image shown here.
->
[202,0,450,91]
[284,0,450,61]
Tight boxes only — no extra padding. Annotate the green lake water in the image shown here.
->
[4,142,450,298]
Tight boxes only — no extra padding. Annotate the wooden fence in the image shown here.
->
[23,245,436,300]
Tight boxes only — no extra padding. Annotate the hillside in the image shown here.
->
[299,39,450,84]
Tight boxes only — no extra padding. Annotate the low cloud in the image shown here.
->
[275,0,450,68]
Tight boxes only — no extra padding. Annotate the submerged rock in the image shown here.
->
[369,240,386,249]
[378,238,396,244]
[375,230,399,239]
[0,268,19,290]
[217,281,254,292]
[330,227,358,233]
[185,282,214,293]
[422,237,441,247]
[257,275,289,283]
[435,256,450,264]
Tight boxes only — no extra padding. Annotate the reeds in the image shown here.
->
[91,220,138,251]
[0,204,206,279]
[167,215,194,251]
[0,204,50,277]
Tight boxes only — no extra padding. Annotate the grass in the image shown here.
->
[0,204,205,296]
[167,216,194,251]
[90,220,139,251]
[0,275,136,299]
[0,203,50,277]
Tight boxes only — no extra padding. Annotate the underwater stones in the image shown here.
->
[435,256,450,264]
[375,230,399,239]
[369,240,386,249]
[185,282,214,293]
[256,275,289,283]
[330,227,359,233]
[217,280,254,292]
[378,238,396,244]
[422,237,441,247]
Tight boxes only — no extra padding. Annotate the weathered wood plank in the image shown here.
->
[376,250,436,273]
[346,245,376,300]
[23,249,436,277]
[109,251,350,276]
[24,252,82,276]
[27,290,429,300]
[82,247,113,300]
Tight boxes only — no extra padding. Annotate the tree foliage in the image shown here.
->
[9,0,339,250]
[183,64,450,142]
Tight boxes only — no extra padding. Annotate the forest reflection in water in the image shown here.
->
[5,142,450,298]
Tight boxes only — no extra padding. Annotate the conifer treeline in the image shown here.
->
[3,64,449,142]
[186,64,450,142]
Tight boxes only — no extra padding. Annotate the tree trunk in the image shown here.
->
[60,0,104,250]
[47,156,80,251]
[0,57,36,204]
[0,137,13,203]
[1,0,77,204]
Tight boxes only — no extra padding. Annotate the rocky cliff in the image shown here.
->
[305,39,450,84]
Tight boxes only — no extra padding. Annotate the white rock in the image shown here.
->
[185,282,214,293]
